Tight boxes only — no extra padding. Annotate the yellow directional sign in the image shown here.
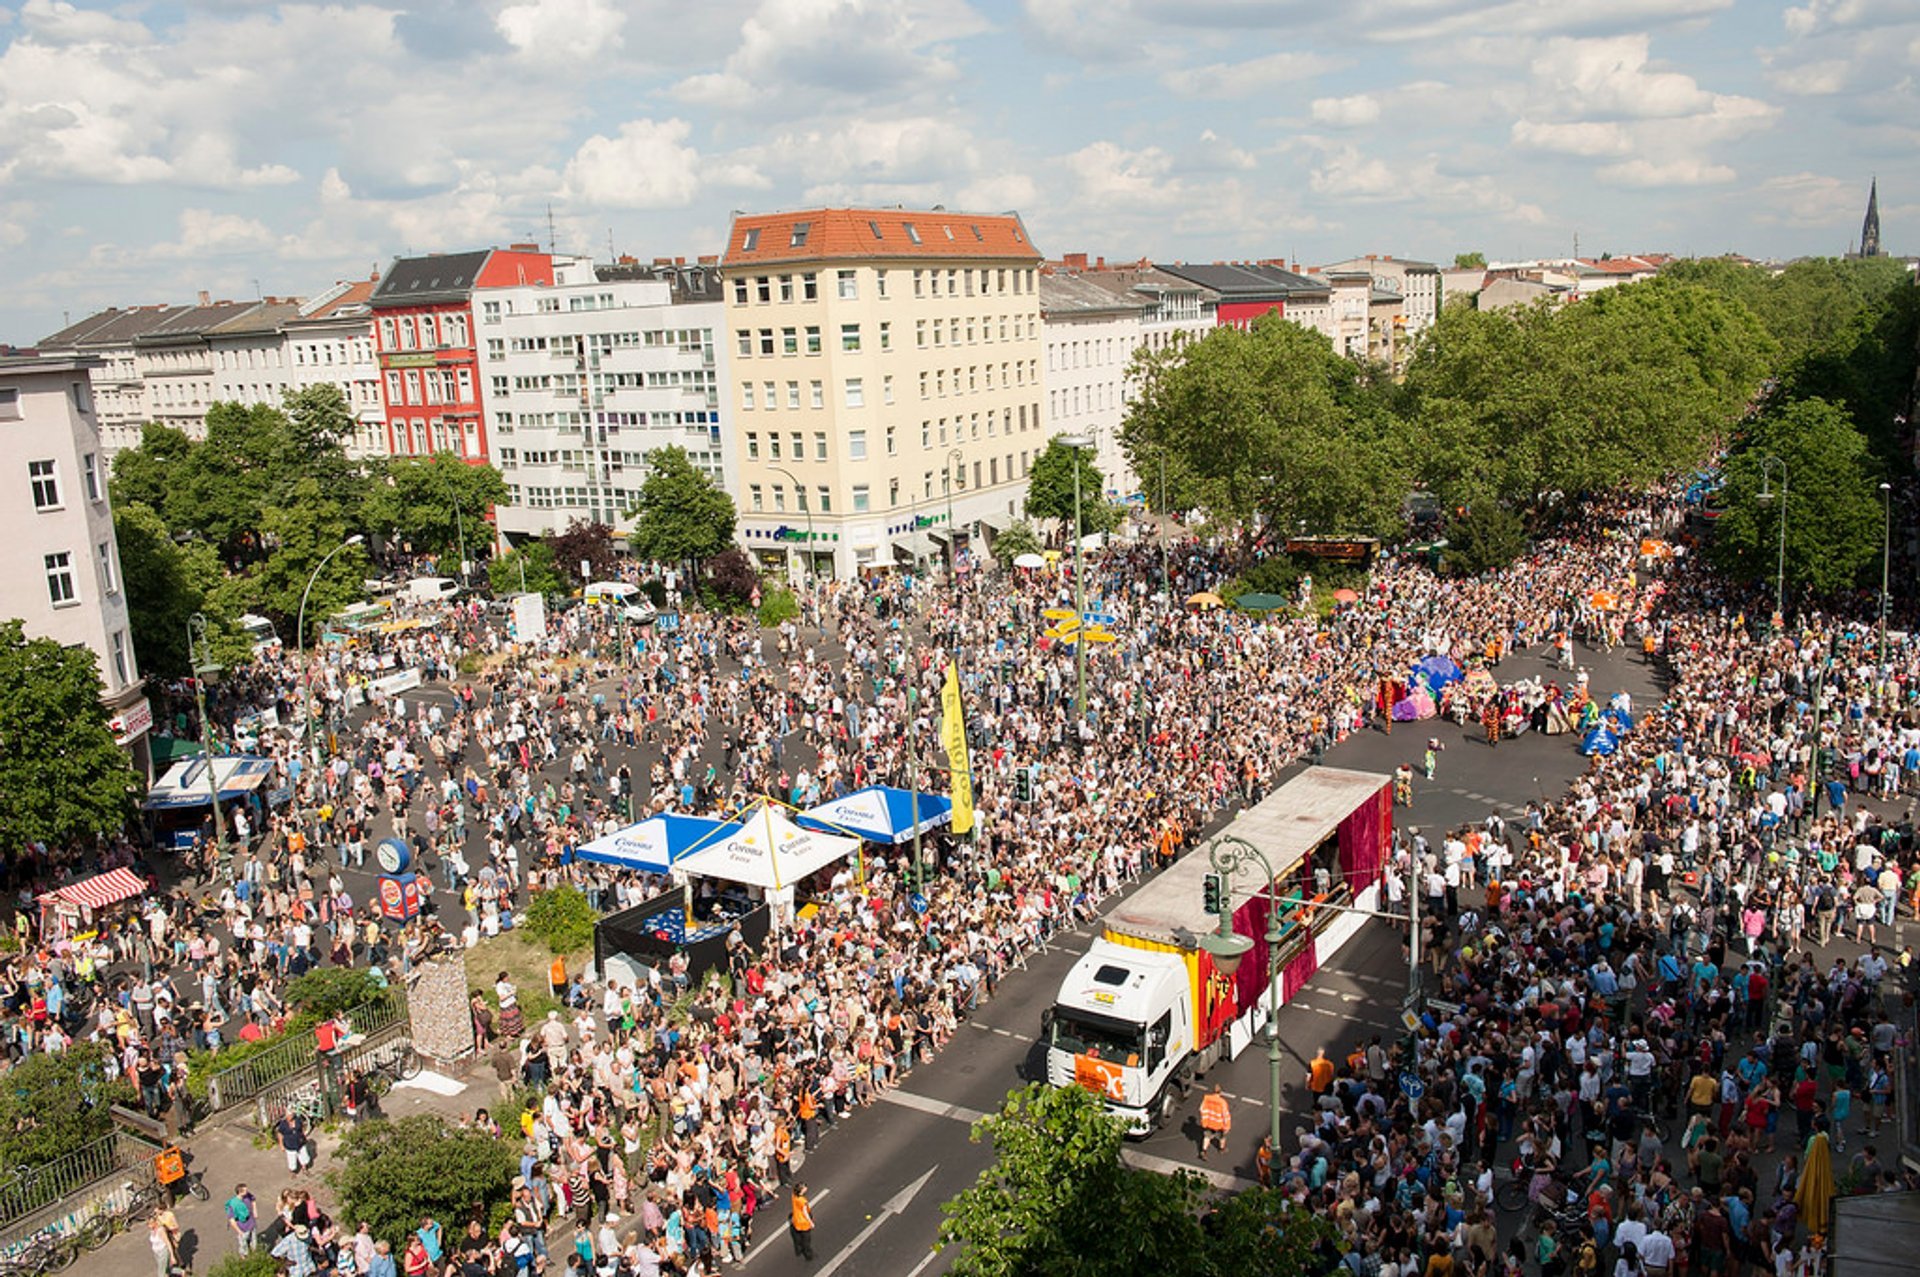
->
[1041,608,1077,622]
[1050,630,1080,646]
[1081,630,1119,644]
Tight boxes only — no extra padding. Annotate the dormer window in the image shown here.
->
[902,223,921,245]
[742,228,761,252]
[790,222,811,248]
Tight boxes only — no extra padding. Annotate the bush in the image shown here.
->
[1444,502,1528,576]
[757,586,799,627]
[990,520,1043,563]
[329,1115,521,1250]
[206,1248,282,1277]
[286,968,382,1020]
[522,885,597,955]
[701,548,759,610]
[0,1042,135,1171]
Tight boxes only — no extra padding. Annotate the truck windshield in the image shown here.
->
[1047,1009,1143,1061]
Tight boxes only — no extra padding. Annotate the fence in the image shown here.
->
[249,1013,415,1132]
[203,989,406,1115]
[0,1129,160,1249]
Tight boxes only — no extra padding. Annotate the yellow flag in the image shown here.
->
[940,662,975,835]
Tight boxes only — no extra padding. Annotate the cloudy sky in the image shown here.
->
[2,0,1914,343]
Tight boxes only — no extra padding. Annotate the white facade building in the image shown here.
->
[1317,256,1441,338]
[0,355,150,769]
[1039,273,1145,498]
[282,279,388,459]
[477,255,729,542]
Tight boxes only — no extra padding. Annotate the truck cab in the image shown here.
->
[1044,940,1195,1134]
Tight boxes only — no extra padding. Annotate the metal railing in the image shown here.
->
[0,1129,160,1240]
[202,990,405,1114]
[250,1015,414,1132]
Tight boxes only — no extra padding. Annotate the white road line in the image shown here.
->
[1121,1147,1261,1191]
[742,1186,833,1266]
[904,1246,944,1277]
[880,1089,990,1126]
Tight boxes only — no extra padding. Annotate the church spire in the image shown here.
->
[1861,178,1882,257]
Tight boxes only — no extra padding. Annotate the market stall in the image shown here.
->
[36,866,148,943]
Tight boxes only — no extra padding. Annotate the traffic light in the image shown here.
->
[1203,872,1224,915]
[1014,767,1034,803]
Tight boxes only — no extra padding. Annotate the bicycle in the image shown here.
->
[0,1227,79,1276]
[364,1044,422,1099]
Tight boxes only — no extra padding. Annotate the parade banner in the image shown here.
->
[939,662,975,835]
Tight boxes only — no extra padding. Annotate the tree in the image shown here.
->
[1453,251,1486,269]
[212,476,370,644]
[1025,438,1117,537]
[939,1084,1208,1277]
[0,622,140,850]
[329,1115,521,1250]
[627,446,737,568]
[1199,1187,1341,1277]
[989,520,1043,563]
[549,519,619,588]
[1445,501,1528,575]
[0,1042,136,1176]
[114,502,215,678]
[108,422,194,520]
[702,547,759,608]
[366,452,508,562]
[488,540,568,599]
[1712,397,1884,598]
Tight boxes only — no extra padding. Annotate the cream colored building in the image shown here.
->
[0,355,151,771]
[1039,272,1145,498]
[721,207,1045,578]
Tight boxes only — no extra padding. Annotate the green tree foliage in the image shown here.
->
[1445,501,1529,575]
[549,519,619,588]
[939,1084,1338,1277]
[330,1115,521,1249]
[522,885,598,954]
[627,446,738,567]
[109,422,195,518]
[113,502,220,678]
[211,476,370,644]
[205,1249,282,1277]
[0,621,140,849]
[366,453,508,562]
[0,1042,136,1173]
[1025,438,1118,536]
[488,541,569,599]
[1453,251,1486,269]
[1712,398,1885,598]
[989,520,1043,563]
[1120,314,1405,542]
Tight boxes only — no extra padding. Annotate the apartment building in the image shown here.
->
[721,207,1045,578]
[0,355,150,771]
[478,255,728,541]
[1071,262,1218,357]
[280,279,388,459]
[1317,255,1441,337]
[1038,272,1144,498]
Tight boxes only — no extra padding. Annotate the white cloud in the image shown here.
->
[957,171,1038,211]
[1783,0,1917,38]
[148,208,278,260]
[562,119,706,209]
[17,0,150,46]
[1310,94,1381,127]
[1767,57,1852,93]
[1528,35,1713,117]
[1359,0,1734,42]
[496,0,626,63]
[1597,157,1737,186]
[1309,146,1402,202]
[1308,142,1549,224]
[1751,171,1871,225]
[1510,119,1633,156]
[1161,51,1343,99]
[1065,140,1184,208]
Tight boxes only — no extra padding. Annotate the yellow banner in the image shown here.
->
[940,662,975,835]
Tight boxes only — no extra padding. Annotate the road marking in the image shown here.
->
[742,1186,832,1266]
[880,1090,989,1126]
[904,1245,944,1277]
[967,1021,1034,1043]
[813,1168,936,1277]
[1121,1147,1261,1191]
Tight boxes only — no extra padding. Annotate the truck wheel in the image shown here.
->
[1152,1089,1175,1131]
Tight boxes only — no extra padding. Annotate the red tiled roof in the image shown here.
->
[722,208,1042,268]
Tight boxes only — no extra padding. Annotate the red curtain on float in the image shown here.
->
[1337,783,1392,896]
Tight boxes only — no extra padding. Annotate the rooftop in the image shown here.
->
[288,278,378,325]
[721,207,1042,269]
[1154,261,1329,299]
[0,353,104,379]
[371,250,493,307]
[1039,271,1148,318]
[38,305,187,350]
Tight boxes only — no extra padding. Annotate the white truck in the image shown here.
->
[1044,766,1393,1134]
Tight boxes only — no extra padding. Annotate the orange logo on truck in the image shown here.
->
[1074,1053,1127,1103]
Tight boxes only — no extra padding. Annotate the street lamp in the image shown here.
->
[1192,833,1284,1157]
[1880,481,1893,703]
[1755,455,1787,625]
[187,612,228,863]
[451,502,469,589]
[297,534,365,788]
[1157,447,1171,603]
[767,464,814,591]
[1057,434,1094,723]
[946,447,964,581]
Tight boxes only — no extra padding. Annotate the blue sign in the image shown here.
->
[656,613,681,632]
[1398,1073,1425,1100]
[1081,612,1118,626]
[909,892,929,915]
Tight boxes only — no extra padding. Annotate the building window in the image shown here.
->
[110,630,129,688]
[779,275,794,302]
[96,541,116,594]
[809,381,823,409]
[741,228,760,252]
[81,453,100,502]
[742,384,755,410]
[878,322,891,351]
[772,485,786,512]
[805,327,821,354]
[845,379,864,408]
[886,425,897,456]
[733,279,749,305]
[802,273,818,301]
[786,382,801,409]
[45,551,75,606]
[903,223,921,245]
[28,459,59,510]
[818,485,832,514]
[889,478,900,507]
[769,433,782,459]
[749,484,763,511]
[757,277,772,303]
[789,431,802,458]
[848,429,867,460]
[883,375,894,404]
[746,432,759,458]
[737,330,752,357]
[876,270,888,299]
[851,483,870,512]
[782,328,798,355]
[789,222,811,248]
[758,330,775,356]
[837,270,857,300]
[840,324,861,352]
[814,432,828,460]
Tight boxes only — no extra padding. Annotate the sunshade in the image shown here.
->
[1332,588,1360,604]
[576,813,736,873]
[39,867,147,912]
[1012,553,1045,569]
[1234,593,1286,612]
[676,801,861,891]
[798,786,952,845]
[1186,592,1224,608]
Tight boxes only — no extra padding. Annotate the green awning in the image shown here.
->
[1234,593,1287,612]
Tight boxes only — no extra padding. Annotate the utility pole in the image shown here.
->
[188,613,228,863]
[1057,435,1095,723]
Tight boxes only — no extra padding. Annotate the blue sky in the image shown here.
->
[1,0,1915,344]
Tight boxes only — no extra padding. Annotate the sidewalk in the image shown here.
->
[71,1065,490,1277]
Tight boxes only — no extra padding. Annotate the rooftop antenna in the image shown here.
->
[1572,231,1579,261]
[607,227,615,262]
[253,278,263,300]
[547,203,558,254]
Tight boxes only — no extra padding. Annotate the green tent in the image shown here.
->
[1234,592,1287,612]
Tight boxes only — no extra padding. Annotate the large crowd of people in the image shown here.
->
[4,480,1917,1277]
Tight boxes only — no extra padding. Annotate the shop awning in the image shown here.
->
[891,531,938,560]
[40,867,147,912]
[977,510,1015,533]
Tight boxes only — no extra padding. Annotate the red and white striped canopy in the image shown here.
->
[40,867,148,912]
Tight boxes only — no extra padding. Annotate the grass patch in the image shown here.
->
[466,929,589,1025]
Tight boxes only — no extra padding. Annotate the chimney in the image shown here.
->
[509,242,538,252]
[697,255,718,266]
[653,257,672,266]
[197,290,211,306]
[619,255,638,266]
[675,256,686,266]
[1095,256,1106,270]
[1061,252,1088,270]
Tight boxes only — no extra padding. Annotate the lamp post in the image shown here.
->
[297,534,365,789]
[1879,481,1892,704]
[187,612,228,862]
[946,447,964,581]
[451,501,469,590]
[1755,455,1787,626]
[1157,447,1171,603]
[1057,434,1094,723]
[1192,833,1284,1156]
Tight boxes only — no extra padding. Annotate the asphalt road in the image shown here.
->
[732,638,1674,1276]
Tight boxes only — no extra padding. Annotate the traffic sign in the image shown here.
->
[1398,1072,1425,1100]
[1042,608,1077,621]
[1050,630,1080,646]
[1081,611,1118,626]
[1426,998,1463,1016]
[1081,631,1119,644]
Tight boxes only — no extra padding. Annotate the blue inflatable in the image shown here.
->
[1580,728,1619,757]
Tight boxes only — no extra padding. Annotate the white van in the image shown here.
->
[581,580,656,624]
[404,576,460,603]
[237,613,281,655]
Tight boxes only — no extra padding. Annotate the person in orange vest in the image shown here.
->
[1307,1047,1335,1100]
[789,1183,815,1261]
[797,1084,820,1152]
[1255,1135,1274,1187]
[548,954,567,1001]
[773,1121,794,1187]
[1198,1083,1230,1161]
